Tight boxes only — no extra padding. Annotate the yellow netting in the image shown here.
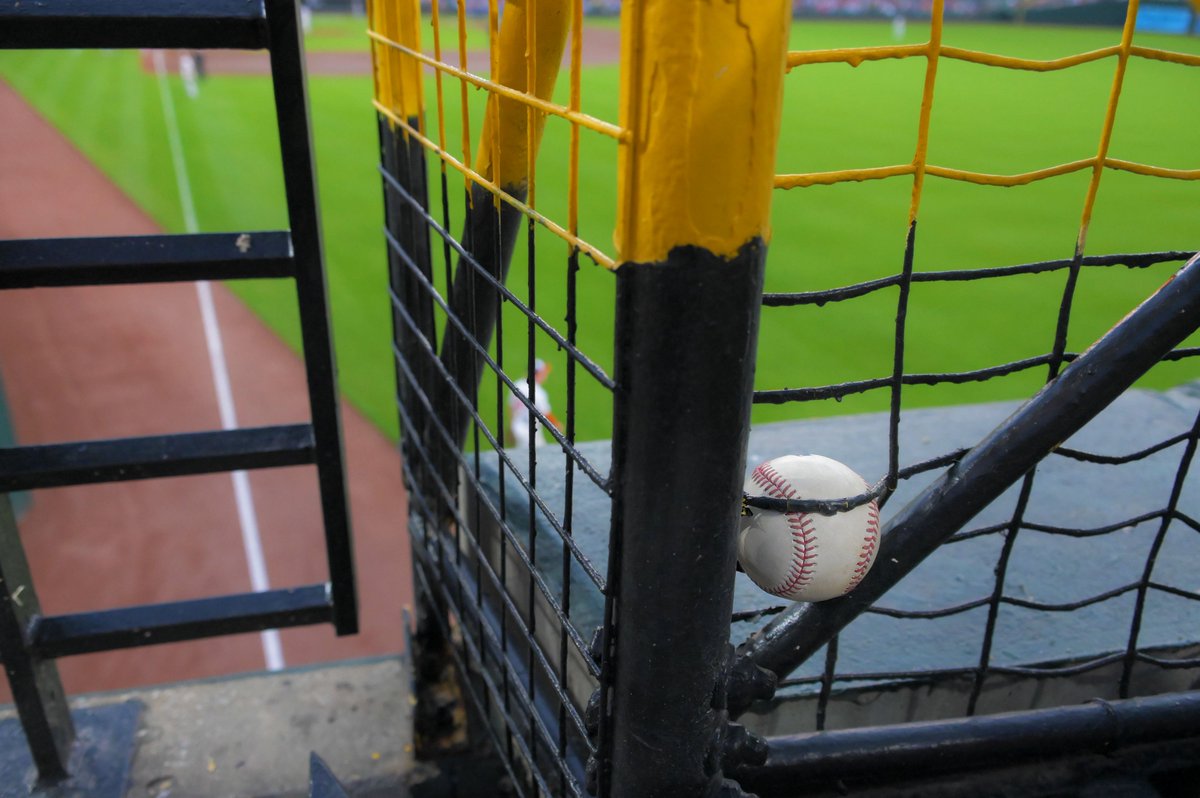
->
[367,0,623,270]
[777,0,1200,253]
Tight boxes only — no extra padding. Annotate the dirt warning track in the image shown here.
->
[142,26,621,75]
[0,78,410,697]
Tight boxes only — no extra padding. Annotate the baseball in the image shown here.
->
[739,455,880,602]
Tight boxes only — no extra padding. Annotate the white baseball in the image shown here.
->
[739,455,880,602]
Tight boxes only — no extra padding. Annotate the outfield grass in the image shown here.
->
[304,11,494,52]
[303,12,373,51]
[1,19,1197,446]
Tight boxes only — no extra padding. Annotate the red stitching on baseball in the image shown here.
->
[751,462,817,597]
[752,462,795,499]
[843,500,880,595]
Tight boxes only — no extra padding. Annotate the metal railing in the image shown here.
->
[0,0,355,782]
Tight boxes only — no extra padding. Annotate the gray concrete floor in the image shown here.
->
[0,657,417,797]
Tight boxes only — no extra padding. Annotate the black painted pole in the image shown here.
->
[735,689,1200,794]
[380,112,436,480]
[368,0,437,486]
[600,246,767,797]
[266,0,357,634]
[597,3,791,796]
[367,0,468,757]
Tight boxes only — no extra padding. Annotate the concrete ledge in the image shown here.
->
[0,657,415,798]
[464,383,1200,733]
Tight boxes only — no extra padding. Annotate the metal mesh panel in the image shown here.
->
[370,1,618,793]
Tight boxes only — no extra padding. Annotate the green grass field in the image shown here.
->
[1,15,1197,445]
[304,10,495,51]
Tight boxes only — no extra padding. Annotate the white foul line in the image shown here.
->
[153,50,285,672]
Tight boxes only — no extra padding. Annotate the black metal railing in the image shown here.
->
[0,0,355,782]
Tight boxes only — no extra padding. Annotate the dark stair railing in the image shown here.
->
[0,0,356,781]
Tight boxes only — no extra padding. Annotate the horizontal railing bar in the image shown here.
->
[777,644,1200,689]
[0,232,294,289]
[737,690,1200,791]
[0,424,315,492]
[0,0,268,50]
[31,585,332,658]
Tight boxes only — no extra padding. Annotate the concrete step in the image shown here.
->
[0,657,415,798]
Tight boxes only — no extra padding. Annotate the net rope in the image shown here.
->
[756,0,1200,729]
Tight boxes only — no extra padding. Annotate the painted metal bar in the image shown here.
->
[735,690,1200,793]
[0,0,268,50]
[0,232,294,289]
[32,584,332,658]
[602,247,769,798]
[264,0,357,635]
[732,253,1200,708]
[1105,157,1200,181]
[432,0,572,505]
[378,0,436,520]
[0,494,73,781]
[380,119,438,496]
[370,0,461,761]
[599,2,792,795]
[370,0,418,472]
[0,424,314,492]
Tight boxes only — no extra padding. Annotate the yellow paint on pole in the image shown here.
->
[393,0,424,120]
[473,0,572,191]
[616,0,791,266]
[368,0,424,123]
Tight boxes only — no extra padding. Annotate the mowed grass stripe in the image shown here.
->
[1,20,1196,444]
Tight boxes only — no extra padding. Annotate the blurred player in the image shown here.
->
[509,359,560,449]
[180,51,200,99]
